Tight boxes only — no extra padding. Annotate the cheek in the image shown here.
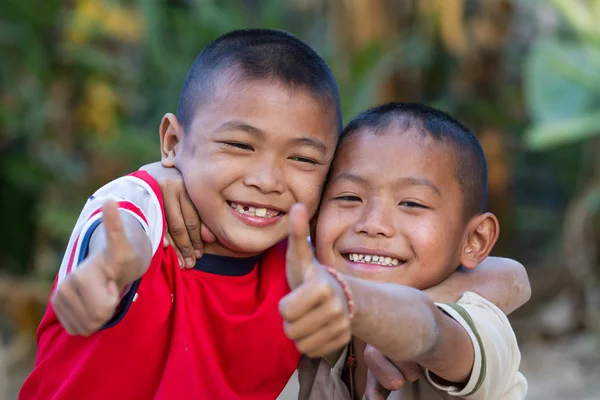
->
[406,218,449,262]
[289,169,328,214]
[315,205,353,265]
[180,157,239,200]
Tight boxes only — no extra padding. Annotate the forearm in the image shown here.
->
[347,276,474,383]
[424,257,531,315]
[89,211,152,291]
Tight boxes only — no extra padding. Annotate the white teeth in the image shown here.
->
[229,202,279,218]
[346,253,402,267]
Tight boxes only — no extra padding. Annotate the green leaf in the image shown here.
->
[524,38,597,123]
[524,111,600,150]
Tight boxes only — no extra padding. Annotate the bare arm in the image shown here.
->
[424,257,531,314]
[348,277,474,384]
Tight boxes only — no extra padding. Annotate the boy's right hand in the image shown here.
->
[279,204,351,358]
[52,201,138,336]
[139,162,216,268]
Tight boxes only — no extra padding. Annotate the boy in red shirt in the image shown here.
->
[21,30,528,400]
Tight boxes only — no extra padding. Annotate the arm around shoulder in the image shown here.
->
[425,257,531,315]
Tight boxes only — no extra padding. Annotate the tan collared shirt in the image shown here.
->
[294,292,527,400]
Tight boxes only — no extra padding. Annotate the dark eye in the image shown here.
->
[399,201,428,209]
[335,195,362,202]
[224,142,253,151]
[290,156,318,164]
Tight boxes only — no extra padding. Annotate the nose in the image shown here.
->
[354,199,396,238]
[243,156,285,194]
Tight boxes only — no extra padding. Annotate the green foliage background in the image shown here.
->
[1,0,599,284]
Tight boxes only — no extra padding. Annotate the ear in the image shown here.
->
[159,113,185,168]
[460,212,500,270]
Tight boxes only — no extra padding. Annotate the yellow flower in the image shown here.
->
[66,0,144,45]
[78,78,118,137]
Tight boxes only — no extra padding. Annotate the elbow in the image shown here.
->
[506,258,531,312]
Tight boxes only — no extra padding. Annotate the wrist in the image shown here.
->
[324,266,355,321]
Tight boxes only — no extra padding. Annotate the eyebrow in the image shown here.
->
[397,177,441,197]
[330,173,442,197]
[216,120,265,139]
[291,137,328,155]
[329,173,368,186]
[216,120,328,155]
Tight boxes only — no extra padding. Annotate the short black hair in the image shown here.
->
[340,102,487,218]
[177,29,342,132]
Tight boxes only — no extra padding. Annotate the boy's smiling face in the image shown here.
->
[315,126,470,289]
[162,73,338,257]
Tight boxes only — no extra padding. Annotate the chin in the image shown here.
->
[221,232,285,255]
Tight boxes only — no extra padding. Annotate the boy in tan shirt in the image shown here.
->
[280,102,527,399]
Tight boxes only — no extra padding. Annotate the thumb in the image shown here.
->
[101,200,129,278]
[286,203,315,288]
[102,200,127,251]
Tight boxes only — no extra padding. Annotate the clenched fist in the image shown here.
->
[279,203,352,358]
[52,200,149,336]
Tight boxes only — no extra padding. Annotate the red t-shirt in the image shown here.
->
[20,171,300,400]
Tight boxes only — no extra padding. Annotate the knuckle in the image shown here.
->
[388,377,406,391]
[169,224,187,237]
[283,324,294,339]
[295,342,307,354]
[184,218,199,231]
[329,300,344,316]
[315,283,331,298]
[340,321,351,336]
[180,246,193,258]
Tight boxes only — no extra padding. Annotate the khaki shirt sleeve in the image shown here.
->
[425,292,527,400]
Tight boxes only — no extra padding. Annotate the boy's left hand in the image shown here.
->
[279,204,351,358]
[364,345,422,399]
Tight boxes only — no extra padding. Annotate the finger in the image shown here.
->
[283,294,346,340]
[164,188,196,268]
[72,272,111,334]
[364,345,407,392]
[52,292,78,335]
[395,362,421,383]
[365,369,390,400]
[294,320,351,357]
[279,280,332,322]
[287,203,314,267]
[286,204,317,288]
[179,190,203,259]
[163,232,185,268]
[52,286,89,336]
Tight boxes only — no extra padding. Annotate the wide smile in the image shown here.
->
[341,248,407,271]
[226,201,285,228]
